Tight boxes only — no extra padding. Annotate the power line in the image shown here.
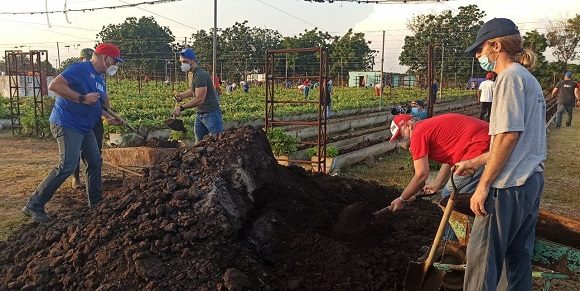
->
[254,0,321,29]
[0,0,180,15]
[116,0,197,31]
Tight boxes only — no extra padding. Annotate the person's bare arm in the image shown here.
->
[390,156,430,211]
[551,87,558,99]
[181,87,207,109]
[470,132,519,216]
[48,75,100,104]
[425,163,452,193]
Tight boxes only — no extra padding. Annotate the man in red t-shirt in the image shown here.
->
[388,113,490,213]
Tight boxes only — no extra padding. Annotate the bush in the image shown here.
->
[0,98,10,119]
[19,98,54,137]
[266,128,299,156]
[306,146,339,158]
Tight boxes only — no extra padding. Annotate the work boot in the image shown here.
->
[22,206,52,223]
[71,176,84,190]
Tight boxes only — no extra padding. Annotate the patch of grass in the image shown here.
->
[542,117,580,216]
[0,215,28,241]
[341,148,414,188]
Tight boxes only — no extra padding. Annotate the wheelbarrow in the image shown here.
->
[429,195,580,290]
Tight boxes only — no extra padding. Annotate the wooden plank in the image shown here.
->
[536,209,580,250]
[103,147,178,168]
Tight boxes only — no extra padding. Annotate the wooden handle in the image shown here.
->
[102,106,138,133]
[423,198,455,272]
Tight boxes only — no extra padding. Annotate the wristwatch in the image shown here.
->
[179,105,185,111]
[78,94,86,104]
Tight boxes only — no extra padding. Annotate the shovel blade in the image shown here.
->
[404,261,443,291]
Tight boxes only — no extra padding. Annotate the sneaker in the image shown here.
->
[21,206,52,223]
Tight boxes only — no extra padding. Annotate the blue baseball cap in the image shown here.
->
[180,48,197,61]
[564,71,572,78]
[465,18,520,56]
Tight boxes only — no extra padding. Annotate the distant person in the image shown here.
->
[303,79,311,99]
[325,79,333,118]
[242,81,249,93]
[374,83,382,96]
[23,43,124,223]
[431,79,439,102]
[410,100,428,120]
[173,48,223,142]
[477,72,495,122]
[212,75,222,104]
[551,71,580,128]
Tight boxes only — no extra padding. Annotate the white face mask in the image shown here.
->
[180,62,191,72]
[106,65,119,76]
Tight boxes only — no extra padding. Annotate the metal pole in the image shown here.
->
[439,44,444,101]
[212,0,217,81]
[56,42,61,69]
[379,30,385,108]
[470,57,475,86]
[427,44,434,118]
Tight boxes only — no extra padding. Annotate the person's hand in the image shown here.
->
[106,117,123,126]
[423,184,439,195]
[576,100,580,107]
[454,160,476,176]
[389,197,406,212]
[173,90,183,102]
[470,185,489,216]
[173,106,182,117]
[84,92,101,105]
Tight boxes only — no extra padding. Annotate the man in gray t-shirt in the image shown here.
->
[173,48,223,142]
[551,71,580,128]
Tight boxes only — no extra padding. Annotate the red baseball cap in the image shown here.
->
[95,43,124,63]
[389,114,413,143]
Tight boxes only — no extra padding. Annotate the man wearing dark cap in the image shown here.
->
[551,71,580,128]
[22,43,124,223]
[458,18,546,291]
[173,48,223,142]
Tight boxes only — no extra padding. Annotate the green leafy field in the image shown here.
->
[105,80,474,133]
[6,80,475,135]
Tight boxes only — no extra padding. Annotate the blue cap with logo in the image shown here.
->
[465,18,520,56]
[180,48,197,61]
[565,71,572,78]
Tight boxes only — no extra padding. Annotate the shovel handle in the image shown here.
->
[102,106,138,133]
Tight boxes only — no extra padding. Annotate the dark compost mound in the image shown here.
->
[0,127,440,290]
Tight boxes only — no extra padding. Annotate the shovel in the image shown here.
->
[403,176,459,291]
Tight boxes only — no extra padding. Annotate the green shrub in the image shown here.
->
[305,146,339,158]
[266,128,299,156]
[0,98,10,119]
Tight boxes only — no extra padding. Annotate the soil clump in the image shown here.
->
[0,127,440,290]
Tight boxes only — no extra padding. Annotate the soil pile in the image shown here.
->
[0,127,440,290]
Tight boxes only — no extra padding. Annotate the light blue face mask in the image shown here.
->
[478,54,496,72]
[411,107,419,114]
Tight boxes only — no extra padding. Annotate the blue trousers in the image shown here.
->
[464,171,544,291]
[27,123,103,210]
[194,109,224,142]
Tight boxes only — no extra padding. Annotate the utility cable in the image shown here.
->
[0,0,180,15]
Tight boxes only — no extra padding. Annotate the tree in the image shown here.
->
[546,15,580,70]
[97,16,175,78]
[59,57,81,71]
[330,29,375,79]
[190,21,282,82]
[523,30,552,88]
[282,28,334,77]
[399,5,485,85]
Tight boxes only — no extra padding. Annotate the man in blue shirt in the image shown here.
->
[22,43,124,223]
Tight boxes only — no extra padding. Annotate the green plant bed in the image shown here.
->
[104,80,475,134]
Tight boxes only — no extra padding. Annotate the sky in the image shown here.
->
[0,0,578,73]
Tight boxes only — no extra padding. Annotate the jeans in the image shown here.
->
[464,171,543,291]
[441,167,484,241]
[27,123,103,211]
[555,103,573,127]
[74,119,104,178]
[194,109,224,142]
